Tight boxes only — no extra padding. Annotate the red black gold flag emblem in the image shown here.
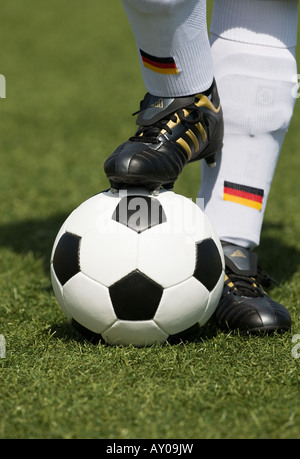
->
[223,181,264,210]
[140,49,178,75]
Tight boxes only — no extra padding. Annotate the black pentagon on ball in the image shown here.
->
[193,239,223,291]
[109,270,163,320]
[53,232,81,286]
[112,195,166,233]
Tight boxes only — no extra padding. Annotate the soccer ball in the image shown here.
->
[50,187,225,346]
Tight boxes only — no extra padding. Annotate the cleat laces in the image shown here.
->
[129,97,210,144]
[225,266,279,298]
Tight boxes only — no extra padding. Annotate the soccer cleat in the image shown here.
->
[214,243,291,334]
[104,79,223,191]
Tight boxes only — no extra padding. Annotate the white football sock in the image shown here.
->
[121,0,214,96]
[199,0,298,249]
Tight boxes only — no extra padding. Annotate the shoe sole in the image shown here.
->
[229,324,291,335]
[108,174,177,192]
[107,149,220,192]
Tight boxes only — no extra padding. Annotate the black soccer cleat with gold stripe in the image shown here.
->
[214,243,292,334]
[104,79,223,192]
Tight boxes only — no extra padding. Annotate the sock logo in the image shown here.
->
[231,249,246,258]
[223,181,264,211]
[150,98,164,109]
[140,49,178,75]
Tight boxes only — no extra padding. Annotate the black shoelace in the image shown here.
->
[129,98,210,144]
[225,266,279,298]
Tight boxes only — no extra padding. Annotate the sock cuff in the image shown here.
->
[210,0,298,49]
[122,0,214,97]
[137,37,214,97]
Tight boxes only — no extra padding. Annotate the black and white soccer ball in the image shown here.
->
[50,188,225,346]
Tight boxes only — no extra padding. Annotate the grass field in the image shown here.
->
[0,1,300,440]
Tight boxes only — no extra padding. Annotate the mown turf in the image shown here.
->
[0,1,299,440]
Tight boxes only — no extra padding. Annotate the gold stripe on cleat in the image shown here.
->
[176,137,192,159]
[186,129,199,152]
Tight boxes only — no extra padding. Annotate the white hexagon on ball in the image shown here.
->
[137,221,196,288]
[80,220,138,287]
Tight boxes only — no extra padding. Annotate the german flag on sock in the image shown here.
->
[140,49,178,75]
[223,181,264,210]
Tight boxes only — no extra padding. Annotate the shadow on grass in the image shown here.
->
[257,222,300,284]
[49,321,87,343]
[48,319,220,346]
[0,212,70,271]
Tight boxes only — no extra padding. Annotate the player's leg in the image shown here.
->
[104,0,224,192]
[200,0,298,332]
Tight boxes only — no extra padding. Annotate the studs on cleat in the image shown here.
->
[151,187,161,196]
[207,161,217,168]
[162,182,175,191]
[205,153,218,168]
[109,184,173,197]
[110,185,162,196]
